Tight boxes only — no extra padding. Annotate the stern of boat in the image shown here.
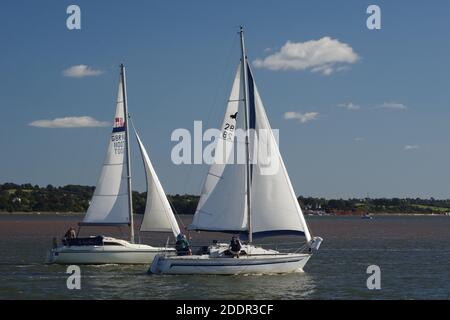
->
[149,255,161,274]
[45,249,57,264]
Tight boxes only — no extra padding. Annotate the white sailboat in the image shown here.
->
[47,64,180,264]
[150,27,322,275]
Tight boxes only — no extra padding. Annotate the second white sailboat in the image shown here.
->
[47,64,181,264]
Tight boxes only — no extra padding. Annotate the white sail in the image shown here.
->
[83,77,130,225]
[247,66,311,241]
[190,64,248,232]
[190,62,311,241]
[134,130,180,237]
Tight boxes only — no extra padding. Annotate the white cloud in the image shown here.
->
[284,111,319,123]
[311,64,334,75]
[253,37,359,75]
[377,102,407,110]
[404,145,420,150]
[354,137,365,142]
[29,116,110,128]
[339,102,361,110]
[62,65,104,78]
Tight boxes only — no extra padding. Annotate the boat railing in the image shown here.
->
[162,236,173,257]
[262,241,309,253]
[186,241,309,254]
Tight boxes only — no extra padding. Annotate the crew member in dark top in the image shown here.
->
[175,234,192,256]
[64,227,76,239]
[229,235,242,258]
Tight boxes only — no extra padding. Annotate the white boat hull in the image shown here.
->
[149,252,311,275]
[47,247,173,265]
[46,237,175,265]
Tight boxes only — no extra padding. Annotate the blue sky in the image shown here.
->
[1,0,449,198]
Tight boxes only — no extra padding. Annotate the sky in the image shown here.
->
[1,0,449,199]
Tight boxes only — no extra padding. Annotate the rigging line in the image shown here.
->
[180,31,240,198]
[167,196,186,230]
[206,31,240,131]
[184,33,239,210]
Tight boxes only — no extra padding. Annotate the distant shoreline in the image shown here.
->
[0,211,85,216]
[3,184,449,215]
[307,213,449,217]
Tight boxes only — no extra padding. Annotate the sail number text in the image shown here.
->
[112,133,125,155]
[222,123,235,141]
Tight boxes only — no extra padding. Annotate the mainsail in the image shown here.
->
[247,65,311,241]
[189,62,311,241]
[134,129,180,237]
[82,77,130,225]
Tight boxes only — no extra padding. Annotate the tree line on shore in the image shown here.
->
[1,183,449,215]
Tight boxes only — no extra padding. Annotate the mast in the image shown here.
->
[120,64,135,243]
[239,26,252,243]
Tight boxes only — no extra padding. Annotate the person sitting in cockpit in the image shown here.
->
[229,235,242,258]
[175,234,192,256]
[64,227,76,239]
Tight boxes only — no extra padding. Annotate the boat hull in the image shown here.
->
[149,253,311,275]
[46,236,176,265]
[47,247,173,265]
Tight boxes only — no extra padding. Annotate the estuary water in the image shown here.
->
[0,214,449,299]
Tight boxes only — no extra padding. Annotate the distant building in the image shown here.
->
[12,197,22,204]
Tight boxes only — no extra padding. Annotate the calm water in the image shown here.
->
[0,214,449,299]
